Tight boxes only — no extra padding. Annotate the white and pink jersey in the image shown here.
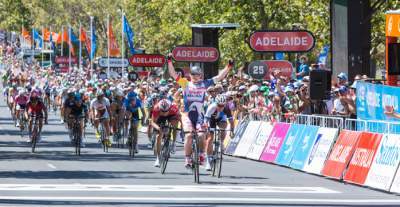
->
[15,95,28,105]
[176,77,214,113]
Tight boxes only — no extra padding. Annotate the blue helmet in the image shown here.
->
[127,91,137,100]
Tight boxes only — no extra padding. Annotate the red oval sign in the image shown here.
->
[249,31,315,52]
[172,46,219,62]
[264,60,293,80]
[55,56,78,64]
[129,54,166,67]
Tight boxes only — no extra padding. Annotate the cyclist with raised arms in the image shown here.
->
[204,94,235,171]
[151,99,181,167]
[167,53,233,168]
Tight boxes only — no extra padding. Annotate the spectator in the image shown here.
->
[296,55,310,80]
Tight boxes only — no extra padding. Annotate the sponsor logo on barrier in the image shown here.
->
[246,123,274,160]
[259,123,291,163]
[275,124,305,166]
[343,132,382,185]
[289,126,319,170]
[366,134,400,191]
[303,128,339,175]
[225,120,249,155]
[234,121,262,157]
[321,130,362,179]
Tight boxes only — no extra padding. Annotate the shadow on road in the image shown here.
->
[0,170,159,179]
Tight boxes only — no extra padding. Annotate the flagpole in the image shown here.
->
[68,25,71,74]
[107,14,110,78]
[41,26,44,67]
[90,16,93,80]
[31,28,34,69]
[61,26,64,56]
[79,22,82,72]
[49,26,52,68]
[121,12,125,79]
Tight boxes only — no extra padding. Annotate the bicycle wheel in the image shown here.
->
[31,125,37,153]
[74,125,81,156]
[128,127,134,157]
[160,137,170,174]
[192,136,200,184]
[211,131,218,177]
[215,135,223,178]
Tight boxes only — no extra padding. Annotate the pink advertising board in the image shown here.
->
[259,123,291,162]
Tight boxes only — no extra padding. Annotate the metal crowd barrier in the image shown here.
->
[344,118,400,134]
[294,114,344,130]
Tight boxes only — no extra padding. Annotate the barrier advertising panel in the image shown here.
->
[234,121,262,157]
[225,120,250,155]
[275,124,306,166]
[321,130,362,179]
[343,132,382,185]
[365,134,400,191]
[246,122,274,160]
[303,127,339,175]
[289,125,320,170]
[259,123,291,163]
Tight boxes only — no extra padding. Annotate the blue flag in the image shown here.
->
[123,15,135,54]
[318,45,330,65]
[32,29,43,48]
[69,28,79,44]
[90,23,96,60]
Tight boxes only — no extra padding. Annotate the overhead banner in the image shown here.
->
[343,132,382,185]
[365,134,400,191]
[275,124,306,166]
[321,130,362,179]
[259,123,291,163]
[225,120,249,155]
[246,122,274,160]
[303,127,339,175]
[234,121,262,157]
[249,30,315,52]
[289,125,320,170]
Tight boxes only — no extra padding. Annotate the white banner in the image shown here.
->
[303,127,338,174]
[233,121,262,157]
[246,122,274,160]
[366,134,400,192]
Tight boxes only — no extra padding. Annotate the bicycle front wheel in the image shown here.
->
[192,136,200,184]
[160,138,170,174]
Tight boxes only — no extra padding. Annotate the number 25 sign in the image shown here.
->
[248,61,268,80]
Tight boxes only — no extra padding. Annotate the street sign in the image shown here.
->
[55,56,78,64]
[248,61,268,80]
[172,46,219,62]
[249,30,315,52]
[129,54,166,67]
[98,57,129,68]
[265,60,294,80]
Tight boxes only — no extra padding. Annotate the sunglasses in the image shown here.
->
[191,73,201,76]
[217,104,225,107]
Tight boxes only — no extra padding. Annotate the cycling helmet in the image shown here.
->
[159,79,167,86]
[158,99,171,112]
[151,93,160,100]
[115,89,124,97]
[215,94,227,105]
[259,86,268,92]
[190,65,202,75]
[207,86,215,92]
[18,90,25,96]
[127,91,137,100]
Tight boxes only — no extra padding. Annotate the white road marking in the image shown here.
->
[0,196,399,204]
[46,164,56,169]
[0,184,339,194]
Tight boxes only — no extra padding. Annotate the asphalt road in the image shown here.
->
[1,91,400,206]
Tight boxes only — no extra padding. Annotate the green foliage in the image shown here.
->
[0,0,399,68]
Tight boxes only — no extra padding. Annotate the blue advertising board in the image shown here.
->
[275,124,305,166]
[289,125,319,170]
[356,82,400,133]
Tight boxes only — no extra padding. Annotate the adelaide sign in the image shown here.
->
[129,54,165,67]
[249,30,315,52]
[172,46,219,62]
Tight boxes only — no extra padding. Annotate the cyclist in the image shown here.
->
[14,89,28,127]
[167,54,233,168]
[65,90,88,146]
[90,90,112,147]
[151,99,181,167]
[204,94,235,171]
[25,91,48,142]
[145,93,160,148]
[110,89,125,140]
[124,91,146,152]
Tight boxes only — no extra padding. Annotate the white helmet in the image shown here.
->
[248,85,259,93]
[115,89,124,97]
[158,99,171,112]
[215,94,227,105]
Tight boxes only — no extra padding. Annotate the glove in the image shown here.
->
[228,59,234,66]
[167,53,173,61]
